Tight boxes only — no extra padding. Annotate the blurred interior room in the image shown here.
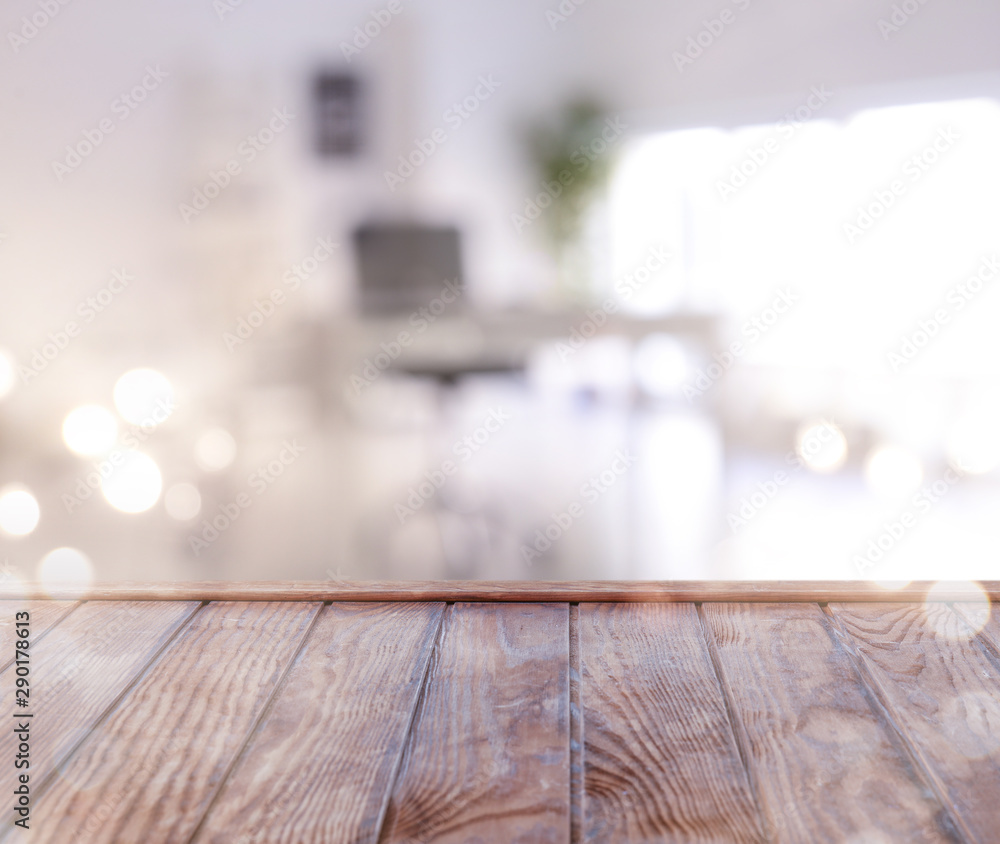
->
[2,0,1000,587]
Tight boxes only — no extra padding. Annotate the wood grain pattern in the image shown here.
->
[580,603,763,843]
[953,601,1000,663]
[0,600,76,672]
[0,600,198,798]
[3,581,997,603]
[380,602,570,844]
[702,602,957,843]
[17,601,320,844]
[830,602,1000,844]
[0,594,993,842]
[191,602,444,844]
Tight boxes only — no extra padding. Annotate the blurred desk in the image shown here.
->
[331,309,719,384]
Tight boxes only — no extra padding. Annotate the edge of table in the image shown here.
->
[0,580,995,602]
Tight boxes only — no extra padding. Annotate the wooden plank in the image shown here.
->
[0,600,76,672]
[830,602,1000,844]
[2,580,998,603]
[580,603,763,842]
[953,601,1000,662]
[0,600,198,793]
[16,601,321,844]
[190,602,444,844]
[703,603,958,842]
[379,602,570,844]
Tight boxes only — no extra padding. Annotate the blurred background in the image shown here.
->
[2,0,1000,586]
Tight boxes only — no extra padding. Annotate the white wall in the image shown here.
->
[4,0,1000,329]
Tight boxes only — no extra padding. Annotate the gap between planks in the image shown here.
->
[12,601,207,823]
[820,605,975,844]
[569,603,582,844]
[695,602,772,844]
[373,603,450,844]
[183,602,328,844]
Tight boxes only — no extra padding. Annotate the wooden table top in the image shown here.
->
[1,581,998,843]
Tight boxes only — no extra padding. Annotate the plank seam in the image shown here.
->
[695,603,773,844]
[0,601,81,675]
[950,602,1000,672]
[569,603,582,844]
[26,601,207,814]
[821,606,978,844]
[374,602,449,844]
[182,601,327,844]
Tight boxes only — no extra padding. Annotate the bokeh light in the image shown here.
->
[101,452,163,513]
[194,428,237,472]
[864,445,923,497]
[62,405,119,456]
[0,487,40,536]
[38,547,94,594]
[924,580,991,641]
[164,482,202,521]
[872,581,913,591]
[113,369,175,426]
[796,420,847,473]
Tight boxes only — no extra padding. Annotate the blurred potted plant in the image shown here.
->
[523,99,618,303]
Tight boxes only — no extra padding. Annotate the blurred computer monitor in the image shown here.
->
[353,223,463,316]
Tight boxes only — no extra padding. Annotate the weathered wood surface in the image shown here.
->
[0,600,198,802]
[0,601,76,673]
[580,603,762,842]
[0,588,994,843]
[2,580,997,603]
[194,602,444,844]
[702,602,958,842]
[830,602,1000,844]
[15,602,320,844]
[380,602,570,843]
